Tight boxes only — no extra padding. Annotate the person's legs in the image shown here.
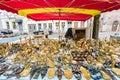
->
[45,34,48,38]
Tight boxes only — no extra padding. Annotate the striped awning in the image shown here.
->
[0,0,119,21]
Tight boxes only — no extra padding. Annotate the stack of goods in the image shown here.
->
[0,37,120,80]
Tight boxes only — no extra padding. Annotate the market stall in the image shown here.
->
[0,0,120,80]
[0,37,120,80]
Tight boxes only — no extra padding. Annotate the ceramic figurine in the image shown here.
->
[0,57,5,63]
[32,68,41,79]
[88,66,103,80]
[0,64,9,75]
[56,66,64,80]
[100,70,111,80]
[20,64,30,77]
[40,66,48,79]
[72,65,81,80]
[80,66,91,80]
[102,67,117,80]
[47,68,56,79]
[7,66,24,78]
[115,62,120,68]
[112,68,120,77]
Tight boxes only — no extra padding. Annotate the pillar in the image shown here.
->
[92,14,101,39]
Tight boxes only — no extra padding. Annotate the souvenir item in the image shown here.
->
[100,70,111,80]
[115,62,120,68]
[20,64,30,77]
[73,71,81,80]
[64,69,73,79]
[6,66,24,78]
[47,58,55,68]
[56,66,64,80]
[47,68,56,79]
[63,65,68,70]
[32,68,41,79]
[0,57,6,63]
[102,67,117,80]
[0,64,9,75]
[80,66,91,80]
[40,66,48,79]
[88,66,103,80]
[112,68,120,77]
[72,65,81,80]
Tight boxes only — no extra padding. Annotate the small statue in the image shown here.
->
[115,62,120,68]
[102,67,117,80]
[72,65,81,80]
[56,66,64,80]
[0,64,9,75]
[0,57,6,63]
[88,66,103,80]
[32,67,41,79]
[4,66,24,78]
[40,66,48,79]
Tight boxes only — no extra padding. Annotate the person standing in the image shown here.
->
[44,28,49,38]
[65,28,75,41]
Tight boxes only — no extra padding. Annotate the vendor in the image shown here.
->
[65,28,75,41]
[44,28,49,38]
[65,28,76,47]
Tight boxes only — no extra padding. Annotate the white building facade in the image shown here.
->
[1,9,120,40]
[0,10,93,35]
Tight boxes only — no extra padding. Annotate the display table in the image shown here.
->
[0,37,120,80]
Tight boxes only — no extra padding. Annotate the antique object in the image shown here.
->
[32,68,41,79]
[47,68,56,79]
[72,65,81,80]
[56,66,64,80]
[0,64,9,75]
[5,66,24,78]
[80,66,91,80]
[64,69,73,79]
[88,66,103,80]
[40,66,48,79]
[20,64,30,77]
[0,57,6,63]
[100,70,111,80]
[102,67,117,80]
[47,58,55,68]
[112,68,120,77]
[115,62,120,68]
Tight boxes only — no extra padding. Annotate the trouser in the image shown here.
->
[45,34,48,38]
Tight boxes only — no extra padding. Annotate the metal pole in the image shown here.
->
[58,9,62,41]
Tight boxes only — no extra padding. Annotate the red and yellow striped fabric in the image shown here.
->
[0,0,119,21]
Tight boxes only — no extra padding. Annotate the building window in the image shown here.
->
[80,21,84,28]
[67,21,72,28]
[34,26,36,30]
[48,23,52,30]
[38,23,41,30]
[6,22,10,29]
[56,22,59,27]
[43,23,47,29]
[29,26,31,29]
[74,22,78,28]
[12,22,16,29]
[67,21,72,24]
[62,22,65,33]
[62,22,65,28]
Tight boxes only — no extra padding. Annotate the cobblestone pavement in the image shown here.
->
[48,33,65,39]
